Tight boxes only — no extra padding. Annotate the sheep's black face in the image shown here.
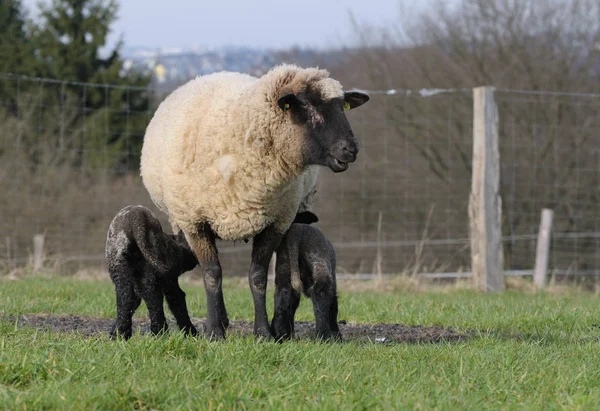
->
[278,90,369,173]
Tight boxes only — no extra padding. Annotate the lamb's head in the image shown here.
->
[269,66,369,173]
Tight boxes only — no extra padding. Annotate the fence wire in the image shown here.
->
[0,73,598,277]
[496,89,600,276]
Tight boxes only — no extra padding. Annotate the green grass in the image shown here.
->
[1,276,600,409]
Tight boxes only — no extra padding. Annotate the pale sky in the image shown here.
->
[22,0,430,50]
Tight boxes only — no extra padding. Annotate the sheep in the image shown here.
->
[271,220,341,342]
[140,64,369,339]
[105,205,199,340]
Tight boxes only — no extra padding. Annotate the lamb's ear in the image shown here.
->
[293,211,319,225]
[278,93,299,112]
[343,91,370,110]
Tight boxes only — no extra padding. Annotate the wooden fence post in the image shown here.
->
[33,234,45,271]
[469,86,505,292]
[534,209,554,288]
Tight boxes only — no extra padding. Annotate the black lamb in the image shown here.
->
[105,205,198,339]
[271,213,341,342]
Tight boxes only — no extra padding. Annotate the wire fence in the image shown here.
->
[0,73,598,278]
[496,89,600,277]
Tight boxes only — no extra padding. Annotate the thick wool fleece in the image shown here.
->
[140,65,341,241]
[297,166,319,214]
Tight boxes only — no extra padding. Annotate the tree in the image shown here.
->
[0,0,37,111]
[322,0,600,272]
[31,0,152,171]
[0,0,34,75]
[35,0,120,83]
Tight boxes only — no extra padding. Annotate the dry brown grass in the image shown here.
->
[5,263,600,297]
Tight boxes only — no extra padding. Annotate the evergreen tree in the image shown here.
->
[35,0,121,83]
[0,0,36,109]
[0,0,34,75]
[32,0,152,171]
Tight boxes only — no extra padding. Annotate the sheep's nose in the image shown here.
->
[344,145,358,156]
[342,141,359,161]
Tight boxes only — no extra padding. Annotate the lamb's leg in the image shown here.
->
[161,277,198,337]
[272,247,294,341]
[329,289,342,342]
[110,270,141,340]
[138,275,168,336]
[310,273,335,341]
[187,225,228,340]
[289,288,301,336]
[250,225,284,338]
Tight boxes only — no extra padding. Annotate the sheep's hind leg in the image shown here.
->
[161,277,198,337]
[250,225,284,339]
[110,270,141,340]
[187,225,228,340]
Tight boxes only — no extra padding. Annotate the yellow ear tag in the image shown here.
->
[283,103,290,111]
[344,102,351,111]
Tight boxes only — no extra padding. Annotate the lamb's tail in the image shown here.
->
[130,209,176,273]
[136,232,172,273]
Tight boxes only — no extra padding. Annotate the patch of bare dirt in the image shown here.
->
[4,313,467,344]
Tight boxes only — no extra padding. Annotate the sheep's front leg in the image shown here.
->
[187,225,228,340]
[250,225,284,339]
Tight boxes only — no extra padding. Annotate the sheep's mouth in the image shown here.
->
[329,157,349,172]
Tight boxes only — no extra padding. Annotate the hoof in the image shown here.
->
[270,317,292,343]
[181,325,199,337]
[150,324,169,337]
[315,330,340,342]
[273,333,292,343]
[253,325,274,341]
[110,331,132,341]
[110,324,132,340]
[204,324,226,341]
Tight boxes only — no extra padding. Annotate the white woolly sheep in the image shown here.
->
[140,64,369,339]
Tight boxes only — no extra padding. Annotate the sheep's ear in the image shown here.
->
[344,91,370,110]
[278,93,299,112]
[293,211,319,225]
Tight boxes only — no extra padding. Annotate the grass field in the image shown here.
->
[1,276,600,410]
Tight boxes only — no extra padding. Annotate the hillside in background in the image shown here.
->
[121,45,350,90]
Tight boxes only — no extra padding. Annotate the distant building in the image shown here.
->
[154,64,166,83]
